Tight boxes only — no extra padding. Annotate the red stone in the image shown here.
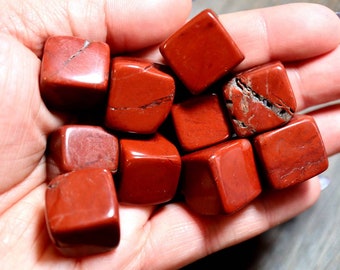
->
[105,57,175,134]
[171,93,231,152]
[160,9,244,95]
[223,61,296,137]
[118,133,181,205]
[253,115,328,189]
[40,36,110,111]
[47,125,119,181]
[181,139,261,215]
[45,168,120,257]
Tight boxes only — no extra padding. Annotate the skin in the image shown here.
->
[0,1,340,269]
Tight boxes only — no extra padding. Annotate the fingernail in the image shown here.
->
[319,175,331,191]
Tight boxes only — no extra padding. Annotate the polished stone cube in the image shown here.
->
[45,168,120,257]
[105,57,175,134]
[160,9,244,95]
[40,36,110,111]
[47,125,119,181]
[253,115,328,189]
[118,133,181,205]
[223,61,296,137]
[171,93,231,152]
[181,139,261,215]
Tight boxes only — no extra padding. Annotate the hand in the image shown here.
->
[0,1,339,269]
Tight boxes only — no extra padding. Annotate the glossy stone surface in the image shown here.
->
[181,139,261,215]
[45,168,120,257]
[253,115,328,189]
[160,9,244,95]
[47,125,119,181]
[105,57,175,134]
[223,61,296,137]
[171,93,231,152]
[40,36,110,111]
[118,133,181,205]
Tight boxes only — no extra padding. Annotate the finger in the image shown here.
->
[219,3,340,70]
[142,178,320,269]
[104,0,191,54]
[0,0,192,56]
[286,45,340,111]
[308,104,340,156]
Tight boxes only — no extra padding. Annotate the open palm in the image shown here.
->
[1,1,340,269]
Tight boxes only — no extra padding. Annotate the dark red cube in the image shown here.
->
[181,139,262,215]
[105,57,175,134]
[47,125,119,180]
[40,36,110,111]
[171,93,231,152]
[253,115,328,189]
[160,9,244,95]
[118,133,181,205]
[223,61,296,137]
[45,168,120,257]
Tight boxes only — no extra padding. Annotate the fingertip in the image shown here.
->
[264,3,340,61]
[310,104,340,156]
[219,3,340,70]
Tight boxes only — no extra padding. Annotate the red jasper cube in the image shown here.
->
[47,125,119,180]
[171,93,231,152]
[118,133,181,205]
[223,61,296,137]
[181,139,261,215]
[253,115,328,189]
[40,36,110,111]
[45,168,120,257]
[160,9,244,95]
[105,57,175,134]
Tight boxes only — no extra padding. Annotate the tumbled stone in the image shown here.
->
[105,57,175,134]
[253,115,328,189]
[223,61,296,137]
[171,93,231,152]
[118,133,181,205]
[160,9,244,95]
[181,139,261,215]
[40,36,110,111]
[46,125,119,181]
[45,168,120,257]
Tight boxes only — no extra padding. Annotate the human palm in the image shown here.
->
[1,1,340,269]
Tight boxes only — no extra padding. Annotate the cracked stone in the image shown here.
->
[40,36,110,111]
[105,57,175,134]
[253,115,328,189]
[223,61,296,137]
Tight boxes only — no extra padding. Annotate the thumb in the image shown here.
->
[0,33,62,197]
